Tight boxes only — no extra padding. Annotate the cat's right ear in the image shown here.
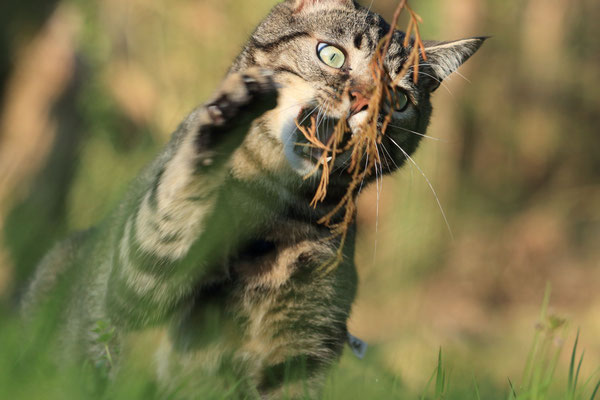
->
[418,37,487,92]
[289,0,356,13]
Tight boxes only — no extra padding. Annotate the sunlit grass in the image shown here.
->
[1,288,597,400]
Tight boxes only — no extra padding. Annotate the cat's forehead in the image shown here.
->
[256,3,392,51]
[298,8,389,43]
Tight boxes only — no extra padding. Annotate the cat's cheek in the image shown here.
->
[264,97,317,176]
[281,116,317,176]
[383,108,421,148]
[391,107,417,122]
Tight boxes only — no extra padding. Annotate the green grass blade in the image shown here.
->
[569,329,581,395]
[522,284,552,390]
[582,368,600,394]
[590,379,600,400]
[540,328,567,398]
[575,350,586,396]
[435,348,445,398]
[472,375,481,400]
[420,366,437,400]
[508,378,518,400]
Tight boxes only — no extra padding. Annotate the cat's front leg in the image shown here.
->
[105,68,278,329]
[194,68,278,168]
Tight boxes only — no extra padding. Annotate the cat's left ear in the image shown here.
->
[290,0,355,13]
[418,37,487,92]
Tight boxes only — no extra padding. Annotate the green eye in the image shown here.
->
[393,90,409,111]
[317,43,346,69]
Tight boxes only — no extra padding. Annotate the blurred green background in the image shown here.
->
[0,0,599,398]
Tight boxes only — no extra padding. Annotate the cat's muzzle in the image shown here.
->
[293,107,355,165]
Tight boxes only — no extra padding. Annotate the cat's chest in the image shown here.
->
[167,234,358,373]
[230,244,348,355]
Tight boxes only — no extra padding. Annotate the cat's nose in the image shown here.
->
[349,90,370,116]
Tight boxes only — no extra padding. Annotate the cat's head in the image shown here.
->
[232,0,485,188]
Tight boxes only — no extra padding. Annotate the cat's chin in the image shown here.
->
[347,109,369,132]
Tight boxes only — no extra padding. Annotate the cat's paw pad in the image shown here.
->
[206,68,278,126]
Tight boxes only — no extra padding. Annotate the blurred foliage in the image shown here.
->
[0,0,59,104]
[0,0,599,397]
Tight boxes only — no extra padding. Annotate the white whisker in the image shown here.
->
[374,142,383,222]
[451,70,471,84]
[371,142,384,263]
[271,101,308,118]
[415,70,455,98]
[364,0,374,23]
[417,63,472,84]
[358,151,369,195]
[379,142,399,171]
[386,124,445,142]
[406,67,455,97]
[283,104,319,149]
[388,136,454,239]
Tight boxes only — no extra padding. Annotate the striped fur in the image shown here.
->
[23,0,484,398]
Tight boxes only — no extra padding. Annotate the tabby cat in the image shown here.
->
[22,0,484,398]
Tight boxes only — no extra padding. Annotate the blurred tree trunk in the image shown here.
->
[4,58,87,302]
[0,0,60,116]
[0,3,156,302]
[0,4,83,302]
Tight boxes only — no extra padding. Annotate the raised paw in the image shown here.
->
[193,68,279,163]
[205,68,279,127]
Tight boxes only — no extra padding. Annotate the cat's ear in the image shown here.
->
[418,37,487,92]
[290,0,355,13]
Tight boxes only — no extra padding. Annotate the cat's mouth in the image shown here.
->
[292,107,361,166]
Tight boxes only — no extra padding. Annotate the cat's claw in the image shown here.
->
[207,104,225,125]
[205,68,278,127]
[195,68,279,160]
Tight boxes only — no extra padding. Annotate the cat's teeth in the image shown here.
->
[326,156,333,162]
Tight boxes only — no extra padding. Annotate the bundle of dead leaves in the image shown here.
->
[294,0,427,272]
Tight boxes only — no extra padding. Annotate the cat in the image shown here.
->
[22,0,484,398]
